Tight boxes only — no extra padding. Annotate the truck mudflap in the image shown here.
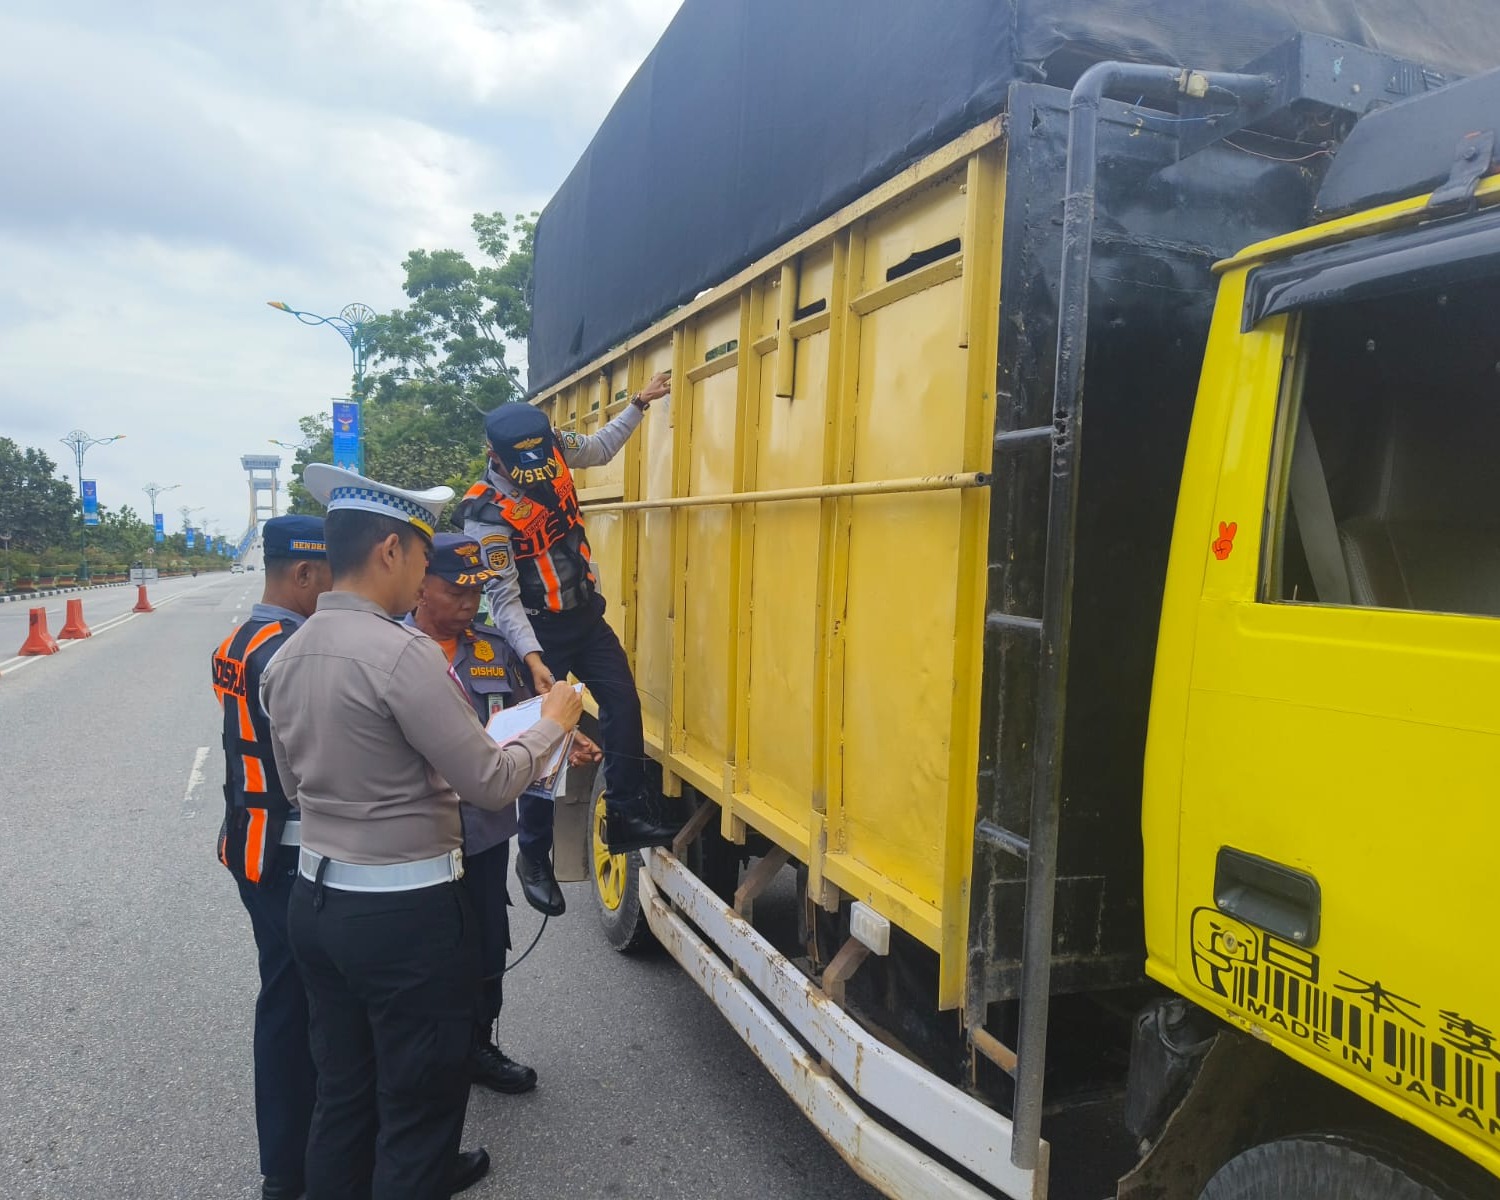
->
[639,848,1046,1200]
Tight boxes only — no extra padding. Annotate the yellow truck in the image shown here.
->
[530,5,1500,1197]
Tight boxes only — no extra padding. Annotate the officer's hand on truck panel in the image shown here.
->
[540,681,584,730]
[631,370,672,411]
[526,651,555,693]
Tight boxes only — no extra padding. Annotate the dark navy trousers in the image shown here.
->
[234,844,316,1182]
[527,593,645,828]
[459,840,511,1037]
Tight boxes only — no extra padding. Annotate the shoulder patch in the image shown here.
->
[560,430,583,450]
[487,545,510,571]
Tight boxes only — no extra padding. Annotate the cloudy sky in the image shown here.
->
[0,0,681,539]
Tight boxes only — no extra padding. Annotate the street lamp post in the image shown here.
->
[267,301,375,471]
[59,430,125,584]
[142,482,179,565]
[0,529,12,594]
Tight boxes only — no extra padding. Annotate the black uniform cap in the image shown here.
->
[262,515,327,560]
[484,403,558,489]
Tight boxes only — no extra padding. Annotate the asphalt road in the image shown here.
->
[0,573,217,667]
[0,571,883,1200]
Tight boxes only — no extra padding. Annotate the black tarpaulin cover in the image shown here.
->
[528,0,1500,393]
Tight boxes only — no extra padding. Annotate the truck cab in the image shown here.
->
[1147,81,1500,1184]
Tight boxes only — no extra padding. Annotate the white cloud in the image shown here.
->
[0,0,681,536]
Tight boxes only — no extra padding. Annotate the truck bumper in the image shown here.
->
[639,848,1046,1200]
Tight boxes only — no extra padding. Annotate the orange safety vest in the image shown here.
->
[457,446,598,613]
[211,619,294,884]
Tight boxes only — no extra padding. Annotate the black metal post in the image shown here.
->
[1009,61,1272,1170]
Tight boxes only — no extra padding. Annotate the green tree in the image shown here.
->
[90,504,154,564]
[0,438,77,552]
[287,211,535,516]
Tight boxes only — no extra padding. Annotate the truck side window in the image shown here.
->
[1265,278,1500,618]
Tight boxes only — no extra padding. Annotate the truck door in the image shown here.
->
[1169,267,1500,1175]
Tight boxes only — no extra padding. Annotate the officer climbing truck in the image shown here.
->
[525,3,1500,1197]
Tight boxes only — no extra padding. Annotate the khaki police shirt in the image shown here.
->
[261,591,565,865]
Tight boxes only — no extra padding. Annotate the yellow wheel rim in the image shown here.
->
[592,789,627,911]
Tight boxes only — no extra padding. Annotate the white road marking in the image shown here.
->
[0,578,223,679]
[182,746,210,818]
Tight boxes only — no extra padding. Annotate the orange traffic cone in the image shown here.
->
[59,598,92,639]
[133,584,155,614]
[19,607,61,655]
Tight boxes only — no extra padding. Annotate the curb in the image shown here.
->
[1,582,132,604]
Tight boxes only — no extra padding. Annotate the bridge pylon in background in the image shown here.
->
[241,454,282,539]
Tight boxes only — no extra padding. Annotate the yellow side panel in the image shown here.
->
[838,291,965,909]
[540,129,1005,999]
[836,179,969,918]
[681,302,741,770]
[744,308,829,822]
[634,343,676,743]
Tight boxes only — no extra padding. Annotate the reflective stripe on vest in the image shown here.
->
[488,449,597,613]
[212,619,291,885]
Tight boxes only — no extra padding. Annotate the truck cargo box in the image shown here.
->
[528,0,1500,395]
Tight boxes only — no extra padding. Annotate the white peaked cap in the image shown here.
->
[302,463,453,538]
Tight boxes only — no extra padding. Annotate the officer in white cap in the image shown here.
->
[261,465,583,1200]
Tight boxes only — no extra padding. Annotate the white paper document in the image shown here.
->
[483,684,582,801]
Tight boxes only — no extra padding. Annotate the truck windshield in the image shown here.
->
[1265,274,1500,618]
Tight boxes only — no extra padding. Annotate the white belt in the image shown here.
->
[298,847,464,893]
[280,820,301,847]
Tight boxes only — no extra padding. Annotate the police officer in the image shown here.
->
[407,533,602,1093]
[261,466,583,1200]
[211,515,331,1200]
[456,371,680,910]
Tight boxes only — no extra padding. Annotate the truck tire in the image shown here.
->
[590,771,655,953]
[1199,1137,1457,1200]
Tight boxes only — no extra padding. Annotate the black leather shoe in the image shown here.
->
[604,805,681,854]
[472,1041,538,1094]
[515,850,566,916]
[449,1147,490,1195]
[261,1178,304,1200]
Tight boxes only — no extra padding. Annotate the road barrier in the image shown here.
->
[132,585,155,614]
[58,598,93,640]
[19,607,61,655]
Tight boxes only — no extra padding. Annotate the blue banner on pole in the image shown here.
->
[81,479,99,527]
[186,527,196,550]
[153,513,164,543]
[332,400,363,473]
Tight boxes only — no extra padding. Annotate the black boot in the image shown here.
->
[603,794,682,854]
[449,1147,491,1194]
[515,850,566,916]
[261,1179,304,1200]
[472,1041,538,1094]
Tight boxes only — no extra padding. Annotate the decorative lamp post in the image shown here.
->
[267,301,375,472]
[59,430,125,584]
[142,482,179,564]
[179,506,203,559]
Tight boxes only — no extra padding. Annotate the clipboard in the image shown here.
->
[484,684,583,801]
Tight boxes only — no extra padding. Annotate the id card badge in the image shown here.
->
[488,694,507,720]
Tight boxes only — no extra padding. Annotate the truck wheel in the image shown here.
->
[1199,1137,1455,1200]
[590,772,655,953]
